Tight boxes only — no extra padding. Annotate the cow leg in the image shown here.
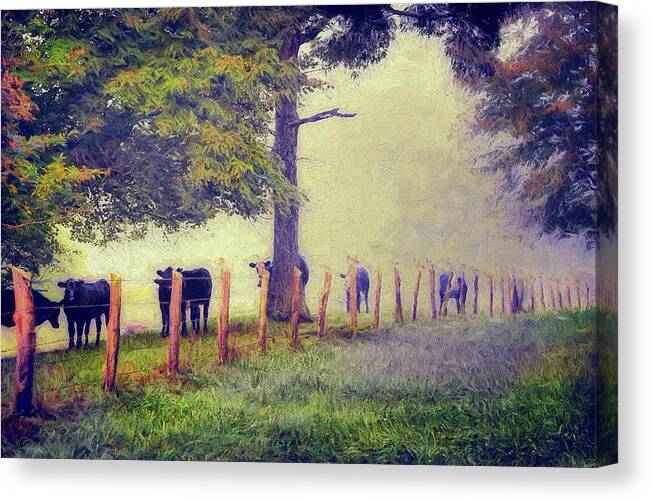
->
[95,315,102,347]
[74,320,82,348]
[365,290,370,313]
[190,303,199,336]
[203,301,209,334]
[357,290,361,313]
[180,302,188,337]
[83,319,91,348]
[455,298,461,315]
[67,317,75,350]
[160,303,169,338]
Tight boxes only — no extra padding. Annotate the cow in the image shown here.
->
[57,279,110,349]
[438,272,468,316]
[154,267,212,338]
[339,265,370,314]
[249,256,309,288]
[1,288,62,329]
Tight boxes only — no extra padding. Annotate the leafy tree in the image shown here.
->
[3,4,615,321]
[1,14,103,274]
[462,2,617,246]
[1,9,294,271]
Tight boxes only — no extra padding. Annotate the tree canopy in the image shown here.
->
[1,4,617,277]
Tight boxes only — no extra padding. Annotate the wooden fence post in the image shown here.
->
[290,266,301,350]
[348,258,358,330]
[585,282,590,309]
[500,276,505,318]
[472,274,479,316]
[557,281,563,310]
[11,268,36,415]
[316,269,332,338]
[373,270,382,329]
[529,278,535,312]
[539,277,546,312]
[565,283,573,310]
[460,268,467,317]
[102,273,121,391]
[257,268,270,353]
[488,273,494,318]
[575,280,582,310]
[394,265,403,323]
[510,275,519,319]
[412,267,422,322]
[167,270,183,375]
[218,268,231,364]
[428,265,437,320]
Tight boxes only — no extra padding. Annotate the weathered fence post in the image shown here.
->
[316,269,332,338]
[557,281,563,310]
[412,267,422,322]
[500,275,506,318]
[394,265,403,323]
[218,268,231,364]
[539,276,546,312]
[348,257,358,330]
[472,273,479,316]
[529,278,535,312]
[585,282,590,309]
[575,279,582,310]
[257,268,270,353]
[488,273,494,318]
[509,275,519,319]
[460,267,467,317]
[373,270,382,329]
[102,273,122,391]
[167,270,183,375]
[11,267,36,415]
[428,265,437,320]
[290,266,302,350]
[565,283,573,310]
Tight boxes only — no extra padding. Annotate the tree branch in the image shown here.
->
[383,6,422,19]
[293,108,357,127]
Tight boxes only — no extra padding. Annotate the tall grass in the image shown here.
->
[1,311,616,466]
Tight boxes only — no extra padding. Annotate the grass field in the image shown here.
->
[1,310,617,466]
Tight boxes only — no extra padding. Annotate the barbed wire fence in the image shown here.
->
[2,261,613,415]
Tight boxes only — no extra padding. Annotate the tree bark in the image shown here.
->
[268,32,313,322]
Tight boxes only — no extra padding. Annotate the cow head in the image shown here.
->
[48,303,61,328]
[154,267,178,289]
[57,279,85,304]
[249,260,271,287]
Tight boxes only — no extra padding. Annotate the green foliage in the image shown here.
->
[1,9,299,269]
[2,313,616,465]
[470,3,617,246]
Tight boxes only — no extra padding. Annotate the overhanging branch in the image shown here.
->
[293,108,357,127]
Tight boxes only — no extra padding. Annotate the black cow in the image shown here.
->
[249,256,309,288]
[438,272,468,316]
[154,267,212,338]
[1,288,62,328]
[339,265,370,314]
[57,279,110,349]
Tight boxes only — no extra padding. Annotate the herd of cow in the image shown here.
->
[1,257,471,350]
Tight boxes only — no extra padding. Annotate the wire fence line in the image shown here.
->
[3,261,615,415]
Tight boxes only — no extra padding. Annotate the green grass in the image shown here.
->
[1,310,617,466]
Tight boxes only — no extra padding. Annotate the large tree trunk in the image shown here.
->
[268,33,313,322]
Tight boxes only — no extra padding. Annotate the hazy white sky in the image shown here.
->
[50,31,594,320]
